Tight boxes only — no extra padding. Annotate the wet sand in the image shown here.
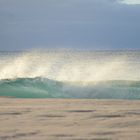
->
[0,98,140,140]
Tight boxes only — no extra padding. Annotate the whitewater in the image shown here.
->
[0,50,140,99]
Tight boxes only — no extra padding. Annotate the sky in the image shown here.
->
[0,0,140,51]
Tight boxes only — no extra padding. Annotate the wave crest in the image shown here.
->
[0,77,140,99]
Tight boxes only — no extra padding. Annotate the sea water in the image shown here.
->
[0,50,140,99]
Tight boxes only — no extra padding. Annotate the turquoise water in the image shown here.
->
[0,51,140,99]
[0,77,140,99]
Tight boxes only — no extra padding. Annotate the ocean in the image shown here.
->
[0,50,140,99]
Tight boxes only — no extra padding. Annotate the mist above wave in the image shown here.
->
[0,50,140,82]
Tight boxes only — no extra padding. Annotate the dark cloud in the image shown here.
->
[0,0,140,50]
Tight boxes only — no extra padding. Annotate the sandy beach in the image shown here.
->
[0,98,140,140]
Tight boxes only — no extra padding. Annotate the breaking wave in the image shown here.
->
[0,77,140,99]
[0,50,140,99]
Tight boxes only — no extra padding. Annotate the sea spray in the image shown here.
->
[0,50,140,99]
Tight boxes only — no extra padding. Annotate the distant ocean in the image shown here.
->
[0,50,140,99]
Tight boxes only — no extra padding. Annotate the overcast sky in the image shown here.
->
[0,0,140,50]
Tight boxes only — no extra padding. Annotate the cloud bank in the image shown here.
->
[120,0,140,5]
[0,0,140,50]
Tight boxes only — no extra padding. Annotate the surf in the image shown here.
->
[0,77,140,99]
[0,50,140,99]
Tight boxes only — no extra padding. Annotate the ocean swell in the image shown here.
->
[0,77,140,99]
[0,51,140,99]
